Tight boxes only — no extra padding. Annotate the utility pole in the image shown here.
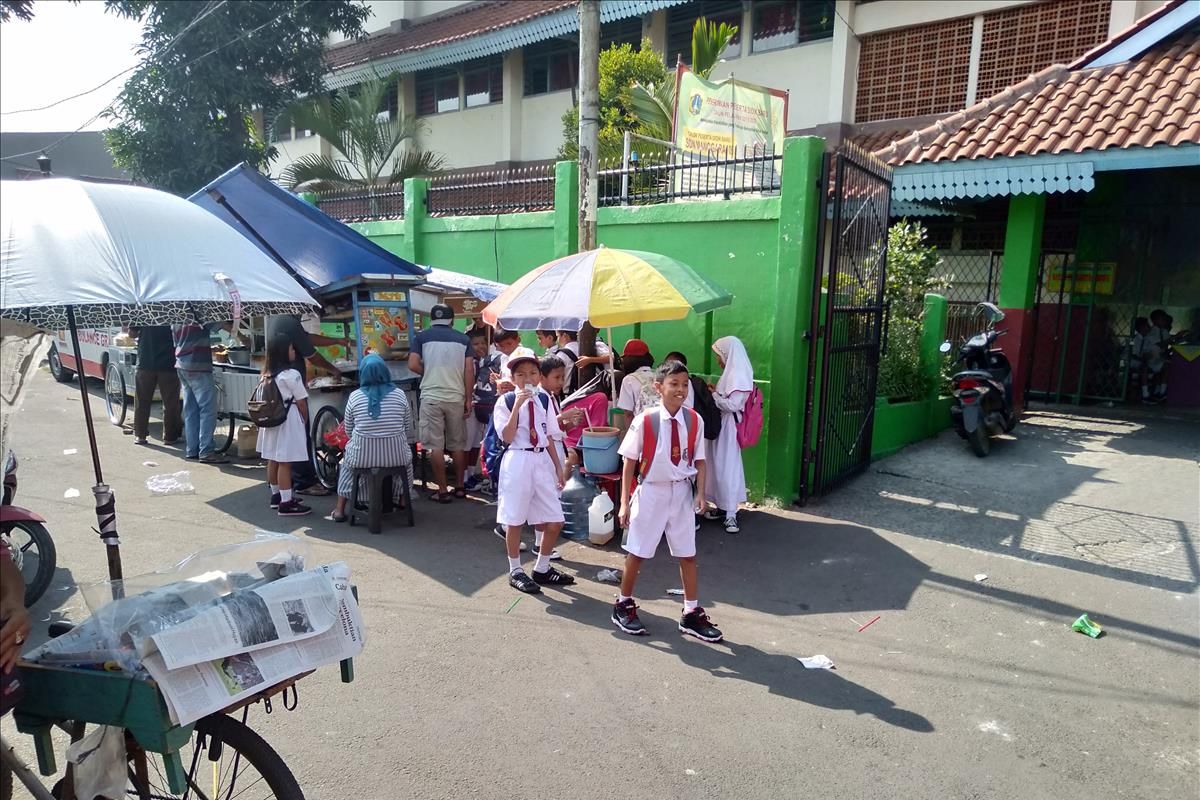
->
[577,0,600,368]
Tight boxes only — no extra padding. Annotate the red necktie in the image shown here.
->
[670,418,681,465]
[529,400,539,446]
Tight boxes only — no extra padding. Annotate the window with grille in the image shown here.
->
[666,0,743,66]
[976,0,1111,99]
[751,0,834,53]
[524,37,578,96]
[856,16,972,123]
[376,83,398,122]
[464,57,504,108]
[416,68,460,115]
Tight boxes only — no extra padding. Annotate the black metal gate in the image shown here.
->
[799,144,893,503]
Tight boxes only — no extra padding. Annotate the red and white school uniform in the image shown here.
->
[493,392,565,527]
[618,405,706,560]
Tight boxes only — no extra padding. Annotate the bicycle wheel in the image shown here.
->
[1,520,57,607]
[129,713,303,800]
[212,413,236,455]
[105,361,128,427]
[310,406,343,491]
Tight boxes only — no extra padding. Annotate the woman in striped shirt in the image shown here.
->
[327,354,415,522]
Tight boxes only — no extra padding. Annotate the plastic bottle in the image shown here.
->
[588,492,615,545]
[559,469,598,541]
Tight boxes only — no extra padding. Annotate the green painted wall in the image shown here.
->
[347,139,831,503]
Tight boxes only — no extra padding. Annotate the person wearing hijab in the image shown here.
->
[327,354,415,522]
[704,336,753,533]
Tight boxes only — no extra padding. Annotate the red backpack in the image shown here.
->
[638,408,700,482]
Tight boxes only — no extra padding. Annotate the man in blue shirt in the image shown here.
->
[171,322,228,464]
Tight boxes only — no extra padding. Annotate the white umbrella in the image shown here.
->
[0,178,320,582]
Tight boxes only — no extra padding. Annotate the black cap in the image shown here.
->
[430,304,454,324]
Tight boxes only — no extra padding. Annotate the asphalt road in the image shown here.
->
[3,369,1197,800]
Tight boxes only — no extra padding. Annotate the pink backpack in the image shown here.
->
[736,387,764,448]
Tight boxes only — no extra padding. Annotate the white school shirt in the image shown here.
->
[492,389,564,449]
[557,340,611,386]
[618,405,706,483]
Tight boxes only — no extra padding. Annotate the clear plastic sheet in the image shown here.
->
[26,532,309,675]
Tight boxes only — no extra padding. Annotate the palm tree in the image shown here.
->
[275,74,444,197]
[627,18,738,144]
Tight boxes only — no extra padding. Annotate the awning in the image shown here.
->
[189,164,426,291]
[325,0,689,90]
[422,268,507,302]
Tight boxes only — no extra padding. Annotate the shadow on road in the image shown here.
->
[810,408,1200,593]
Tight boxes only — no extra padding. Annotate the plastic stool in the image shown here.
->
[349,466,415,534]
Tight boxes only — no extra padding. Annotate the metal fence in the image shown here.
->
[598,144,782,206]
[426,164,556,217]
[316,188,405,223]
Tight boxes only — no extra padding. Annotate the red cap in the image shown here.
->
[622,339,650,358]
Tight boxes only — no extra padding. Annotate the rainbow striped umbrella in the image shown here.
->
[481,247,731,331]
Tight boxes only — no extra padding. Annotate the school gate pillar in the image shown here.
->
[997,193,1046,412]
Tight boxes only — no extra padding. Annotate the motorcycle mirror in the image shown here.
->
[939,341,952,353]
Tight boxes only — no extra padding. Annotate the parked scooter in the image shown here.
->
[940,302,1018,457]
[1,450,57,606]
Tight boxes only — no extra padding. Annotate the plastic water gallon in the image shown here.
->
[588,492,615,545]
[560,470,598,541]
[236,425,259,459]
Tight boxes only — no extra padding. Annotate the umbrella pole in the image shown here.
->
[66,307,123,582]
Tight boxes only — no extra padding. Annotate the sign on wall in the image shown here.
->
[672,65,788,155]
[1046,261,1116,296]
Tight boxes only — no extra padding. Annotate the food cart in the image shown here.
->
[189,166,428,484]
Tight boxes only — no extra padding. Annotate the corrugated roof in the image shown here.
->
[876,26,1200,166]
[326,1,575,71]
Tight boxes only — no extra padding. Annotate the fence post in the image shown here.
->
[919,293,949,436]
[765,135,825,505]
[553,161,579,258]
[402,177,429,265]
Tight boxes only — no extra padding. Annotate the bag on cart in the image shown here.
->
[247,374,294,428]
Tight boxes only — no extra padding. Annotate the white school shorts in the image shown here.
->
[466,414,486,450]
[623,480,696,559]
[496,449,565,527]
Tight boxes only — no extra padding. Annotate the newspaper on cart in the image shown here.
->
[25,534,366,726]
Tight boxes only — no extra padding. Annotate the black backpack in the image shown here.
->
[473,354,500,423]
[247,374,294,428]
[690,376,722,441]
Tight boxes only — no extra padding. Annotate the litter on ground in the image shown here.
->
[797,655,835,670]
[666,588,685,596]
[974,574,988,582]
[63,488,80,499]
[596,568,621,584]
[62,448,77,455]
[857,615,881,632]
[1071,613,1104,638]
[146,471,195,496]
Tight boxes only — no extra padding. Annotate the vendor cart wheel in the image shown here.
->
[126,713,304,800]
[3,519,57,607]
[48,343,74,383]
[104,360,128,427]
[212,412,236,455]
[311,406,344,491]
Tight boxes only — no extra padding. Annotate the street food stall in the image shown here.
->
[189,166,430,487]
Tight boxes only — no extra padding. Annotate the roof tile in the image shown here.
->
[878,30,1200,165]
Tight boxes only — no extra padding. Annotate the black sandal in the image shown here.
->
[429,491,453,504]
[452,487,467,499]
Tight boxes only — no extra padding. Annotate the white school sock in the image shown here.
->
[683,599,699,613]
[507,556,523,574]
[618,594,632,604]
[533,553,552,573]
[269,484,280,495]
[534,528,544,547]
[280,488,293,502]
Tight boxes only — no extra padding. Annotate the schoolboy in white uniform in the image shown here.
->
[493,347,575,594]
[611,361,722,642]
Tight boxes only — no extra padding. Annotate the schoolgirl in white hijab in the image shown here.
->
[704,336,753,533]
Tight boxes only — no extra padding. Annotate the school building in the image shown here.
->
[268,0,1169,176]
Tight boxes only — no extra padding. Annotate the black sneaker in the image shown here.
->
[509,570,541,594]
[531,565,575,586]
[679,607,723,642]
[277,499,312,517]
[269,492,281,509]
[531,544,562,561]
[494,524,527,551]
[611,599,647,636]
